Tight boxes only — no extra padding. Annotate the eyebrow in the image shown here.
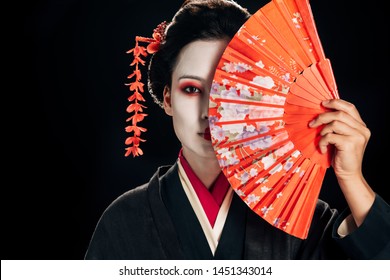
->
[178,75,206,83]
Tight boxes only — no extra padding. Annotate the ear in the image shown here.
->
[163,86,173,116]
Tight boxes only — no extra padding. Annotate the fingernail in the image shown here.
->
[308,120,315,127]
[322,100,330,105]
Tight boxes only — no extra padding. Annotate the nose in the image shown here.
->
[202,108,209,119]
[201,91,210,120]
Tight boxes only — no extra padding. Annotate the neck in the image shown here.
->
[181,149,221,189]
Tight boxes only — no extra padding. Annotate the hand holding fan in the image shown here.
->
[209,0,339,239]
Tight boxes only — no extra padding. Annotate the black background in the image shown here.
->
[7,0,388,259]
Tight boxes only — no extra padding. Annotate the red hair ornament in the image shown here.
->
[125,21,168,157]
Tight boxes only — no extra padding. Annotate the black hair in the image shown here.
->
[147,0,251,108]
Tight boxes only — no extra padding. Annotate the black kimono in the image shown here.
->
[85,162,390,259]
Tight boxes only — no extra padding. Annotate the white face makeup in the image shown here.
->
[163,39,228,162]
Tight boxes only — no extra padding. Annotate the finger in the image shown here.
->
[318,133,346,154]
[319,120,355,137]
[321,99,366,126]
[318,127,369,154]
[309,110,363,131]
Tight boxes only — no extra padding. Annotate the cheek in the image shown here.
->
[172,104,195,133]
[171,94,200,122]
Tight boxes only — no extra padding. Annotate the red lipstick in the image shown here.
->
[204,127,211,141]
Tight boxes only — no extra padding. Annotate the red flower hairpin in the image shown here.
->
[125,21,168,157]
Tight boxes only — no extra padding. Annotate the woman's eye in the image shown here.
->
[183,86,201,94]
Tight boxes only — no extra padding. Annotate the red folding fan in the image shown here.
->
[209,0,339,239]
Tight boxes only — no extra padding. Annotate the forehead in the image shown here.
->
[172,40,228,80]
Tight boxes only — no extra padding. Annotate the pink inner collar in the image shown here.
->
[178,149,230,227]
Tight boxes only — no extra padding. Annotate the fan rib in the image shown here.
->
[212,97,284,107]
[276,160,315,237]
[256,156,306,207]
[238,28,302,77]
[215,117,283,126]
[289,83,323,105]
[284,113,317,124]
[254,157,311,226]
[234,148,302,196]
[294,0,326,60]
[260,4,312,67]
[220,135,292,174]
[293,72,329,103]
[221,49,293,88]
[288,165,325,237]
[214,70,290,97]
[273,0,318,64]
[310,62,335,99]
[317,60,339,99]
[215,127,287,150]
[251,11,308,69]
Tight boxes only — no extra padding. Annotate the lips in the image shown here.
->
[203,127,211,141]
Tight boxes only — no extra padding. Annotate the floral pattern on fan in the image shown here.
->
[209,0,339,239]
